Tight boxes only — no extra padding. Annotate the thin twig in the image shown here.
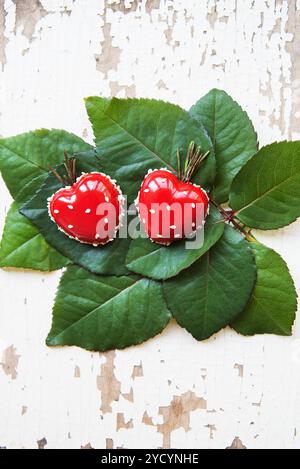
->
[178,141,210,183]
[177,149,182,180]
[48,150,77,186]
[63,150,77,184]
[210,198,257,242]
[48,164,65,185]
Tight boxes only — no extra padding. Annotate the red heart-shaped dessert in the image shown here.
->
[48,172,124,246]
[137,169,209,245]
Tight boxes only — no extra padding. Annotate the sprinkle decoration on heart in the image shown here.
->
[138,169,209,244]
[48,153,124,246]
[137,143,210,245]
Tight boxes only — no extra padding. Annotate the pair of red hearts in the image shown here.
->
[48,169,209,246]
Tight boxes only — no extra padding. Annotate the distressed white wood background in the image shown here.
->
[1,0,300,450]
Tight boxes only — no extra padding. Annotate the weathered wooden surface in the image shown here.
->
[1,0,300,449]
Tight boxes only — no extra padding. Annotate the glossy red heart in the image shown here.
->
[48,172,124,246]
[137,169,209,245]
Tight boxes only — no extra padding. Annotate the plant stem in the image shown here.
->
[48,165,66,185]
[177,142,209,182]
[177,149,182,180]
[210,199,257,243]
[63,150,77,184]
[49,151,77,186]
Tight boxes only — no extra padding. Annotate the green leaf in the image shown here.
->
[46,265,171,351]
[126,205,225,280]
[190,89,257,203]
[0,129,92,204]
[232,242,297,335]
[85,97,216,203]
[0,202,69,271]
[230,141,300,229]
[163,226,256,340]
[20,156,131,276]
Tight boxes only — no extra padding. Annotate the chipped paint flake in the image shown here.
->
[1,345,20,380]
[205,423,217,440]
[226,437,247,449]
[142,410,155,426]
[81,442,94,449]
[234,363,244,378]
[158,391,207,448]
[108,0,139,15]
[145,0,161,14]
[109,81,136,98]
[97,351,121,414]
[106,438,114,449]
[131,362,143,379]
[122,387,134,402]
[12,0,50,42]
[37,437,47,449]
[95,21,121,77]
[157,79,168,90]
[116,413,134,431]
[0,0,8,69]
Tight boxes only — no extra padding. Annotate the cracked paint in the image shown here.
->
[1,0,300,450]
